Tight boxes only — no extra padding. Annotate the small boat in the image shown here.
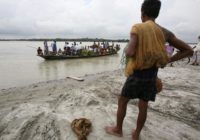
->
[37,51,119,60]
[37,42,120,60]
[37,46,120,60]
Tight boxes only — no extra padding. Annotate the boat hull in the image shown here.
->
[38,52,118,60]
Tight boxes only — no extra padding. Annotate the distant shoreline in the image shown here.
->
[0,39,197,44]
[0,38,129,43]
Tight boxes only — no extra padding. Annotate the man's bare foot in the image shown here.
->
[132,130,139,140]
[104,126,123,137]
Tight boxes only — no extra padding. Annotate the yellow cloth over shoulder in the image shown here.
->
[125,21,169,77]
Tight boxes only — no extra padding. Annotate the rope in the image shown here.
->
[71,118,92,140]
[119,44,128,69]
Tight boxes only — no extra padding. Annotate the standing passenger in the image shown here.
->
[58,48,62,55]
[44,40,49,55]
[37,47,43,55]
[192,36,200,65]
[52,40,57,55]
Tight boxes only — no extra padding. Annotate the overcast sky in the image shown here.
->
[0,0,199,42]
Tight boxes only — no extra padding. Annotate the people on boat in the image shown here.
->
[52,40,57,55]
[71,43,76,55]
[37,47,43,55]
[75,43,82,55]
[38,41,120,57]
[94,47,99,54]
[58,48,62,55]
[105,42,109,49]
[115,44,120,52]
[92,41,98,49]
[100,41,108,54]
[192,36,200,65]
[64,41,68,48]
[93,41,97,46]
[63,42,71,55]
[43,41,49,55]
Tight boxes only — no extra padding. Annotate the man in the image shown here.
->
[105,0,193,140]
[52,40,57,55]
[43,40,49,55]
[192,36,200,65]
[37,47,43,55]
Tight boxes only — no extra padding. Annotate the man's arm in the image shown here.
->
[168,36,194,63]
[161,26,193,63]
[125,33,138,57]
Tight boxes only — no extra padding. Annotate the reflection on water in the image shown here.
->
[38,54,121,81]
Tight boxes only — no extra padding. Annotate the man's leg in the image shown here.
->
[132,99,148,140]
[105,96,130,137]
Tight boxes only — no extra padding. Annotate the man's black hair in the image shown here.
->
[141,0,161,18]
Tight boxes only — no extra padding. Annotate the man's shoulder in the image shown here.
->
[159,25,171,33]
[132,22,144,28]
[130,23,145,34]
[158,25,175,42]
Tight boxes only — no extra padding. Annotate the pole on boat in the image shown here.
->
[27,46,37,49]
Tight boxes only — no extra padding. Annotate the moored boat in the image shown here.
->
[37,51,119,60]
[37,41,120,60]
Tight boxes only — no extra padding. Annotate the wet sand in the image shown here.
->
[0,65,199,140]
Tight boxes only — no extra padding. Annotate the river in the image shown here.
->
[0,41,126,89]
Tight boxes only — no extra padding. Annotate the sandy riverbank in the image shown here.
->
[0,65,199,140]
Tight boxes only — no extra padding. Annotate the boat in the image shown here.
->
[37,46,120,60]
[37,51,119,60]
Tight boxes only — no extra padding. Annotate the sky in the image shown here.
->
[0,0,199,42]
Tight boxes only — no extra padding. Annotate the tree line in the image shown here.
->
[0,38,129,43]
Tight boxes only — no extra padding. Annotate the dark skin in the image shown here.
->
[126,33,138,57]
[105,13,194,140]
[168,37,193,63]
[127,14,193,60]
